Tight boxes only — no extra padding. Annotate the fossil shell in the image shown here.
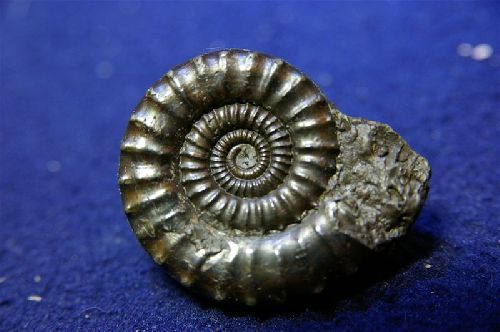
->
[118,49,431,304]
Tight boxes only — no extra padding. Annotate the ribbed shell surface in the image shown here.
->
[118,49,366,304]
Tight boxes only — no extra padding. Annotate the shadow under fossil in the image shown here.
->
[150,225,438,319]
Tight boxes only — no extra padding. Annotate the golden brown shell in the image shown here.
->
[118,49,431,304]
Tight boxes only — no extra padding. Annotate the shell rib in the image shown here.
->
[118,49,431,304]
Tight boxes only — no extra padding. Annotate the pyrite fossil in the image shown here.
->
[118,49,431,304]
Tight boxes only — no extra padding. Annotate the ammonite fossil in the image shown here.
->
[118,49,431,304]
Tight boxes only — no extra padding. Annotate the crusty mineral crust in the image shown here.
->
[328,110,431,250]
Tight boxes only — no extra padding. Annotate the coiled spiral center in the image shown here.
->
[230,144,258,170]
[180,104,293,201]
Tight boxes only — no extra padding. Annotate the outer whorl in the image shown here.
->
[118,49,431,304]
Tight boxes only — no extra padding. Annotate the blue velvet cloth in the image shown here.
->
[1,1,499,331]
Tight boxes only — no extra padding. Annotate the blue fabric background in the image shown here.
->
[0,1,499,331]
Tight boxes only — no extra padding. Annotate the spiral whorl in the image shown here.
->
[119,49,350,304]
[180,102,312,231]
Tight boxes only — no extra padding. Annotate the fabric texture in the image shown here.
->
[0,1,498,331]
